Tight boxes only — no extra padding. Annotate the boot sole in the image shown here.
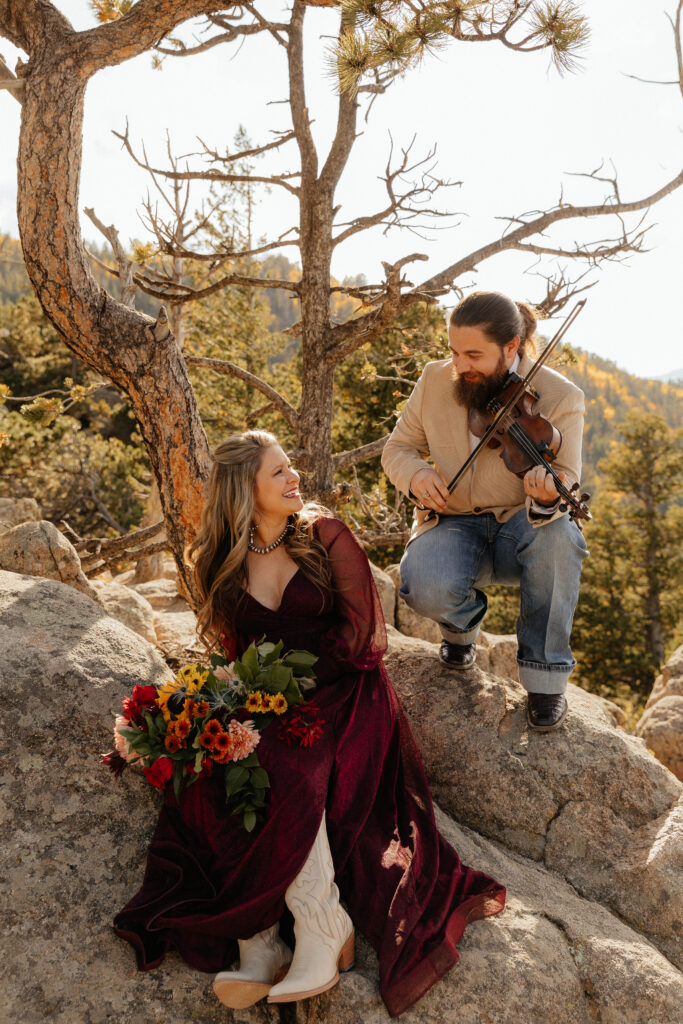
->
[527,699,568,732]
[267,932,355,1003]
[438,652,476,670]
[213,966,289,1009]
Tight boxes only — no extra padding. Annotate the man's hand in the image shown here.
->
[524,465,564,506]
[410,468,449,511]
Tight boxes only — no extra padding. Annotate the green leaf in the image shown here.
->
[233,660,252,684]
[250,767,270,789]
[224,766,249,795]
[284,650,318,669]
[238,752,260,768]
[259,640,284,665]
[243,810,257,832]
[241,643,259,677]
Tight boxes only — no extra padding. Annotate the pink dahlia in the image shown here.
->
[227,719,260,762]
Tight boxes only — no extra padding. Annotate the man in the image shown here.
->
[381,291,588,731]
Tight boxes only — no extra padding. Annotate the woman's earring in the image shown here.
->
[253,509,263,529]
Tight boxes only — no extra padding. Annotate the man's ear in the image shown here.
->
[505,335,521,361]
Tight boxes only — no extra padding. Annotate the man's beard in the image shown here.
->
[452,351,509,412]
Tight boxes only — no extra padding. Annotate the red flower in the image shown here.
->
[133,685,158,707]
[100,750,127,778]
[278,702,325,749]
[143,757,174,790]
[122,684,159,725]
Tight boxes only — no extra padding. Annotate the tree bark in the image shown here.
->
[9,5,217,605]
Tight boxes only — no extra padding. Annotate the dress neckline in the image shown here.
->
[243,566,302,614]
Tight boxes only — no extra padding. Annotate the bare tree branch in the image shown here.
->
[288,1,318,178]
[333,434,390,472]
[0,51,23,101]
[184,354,299,431]
[84,206,137,306]
[333,134,461,245]
[416,166,683,296]
[155,13,280,56]
[112,123,302,195]
[327,252,429,361]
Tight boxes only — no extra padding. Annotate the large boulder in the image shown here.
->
[635,697,683,782]
[2,570,681,1024]
[126,577,187,610]
[644,646,683,710]
[637,646,683,781]
[90,578,158,644]
[370,562,396,626]
[384,627,683,971]
[0,519,98,600]
[0,495,41,532]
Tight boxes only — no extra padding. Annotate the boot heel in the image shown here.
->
[338,930,355,972]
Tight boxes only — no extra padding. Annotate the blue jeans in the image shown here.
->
[399,510,588,694]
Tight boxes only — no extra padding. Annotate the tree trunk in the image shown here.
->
[15,34,208,606]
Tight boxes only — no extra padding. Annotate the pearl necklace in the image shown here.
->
[248,522,290,554]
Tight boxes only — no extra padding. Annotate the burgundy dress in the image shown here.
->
[113,516,505,1017]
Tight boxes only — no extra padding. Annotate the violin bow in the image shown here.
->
[418,298,587,519]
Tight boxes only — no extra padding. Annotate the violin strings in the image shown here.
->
[505,421,578,507]
[488,403,585,513]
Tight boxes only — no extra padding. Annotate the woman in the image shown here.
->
[113,430,506,1017]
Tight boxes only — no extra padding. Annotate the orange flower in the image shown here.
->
[188,699,210,719]
[212,732,235,763]
[175,718,191,739]
[165,735,181,753]
[200,719,223,749]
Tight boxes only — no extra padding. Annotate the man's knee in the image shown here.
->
[519,514,587,568]
[400,562,472,619]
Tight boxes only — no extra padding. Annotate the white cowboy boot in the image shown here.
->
[213,924,292,1009]
[267,811,354,1003]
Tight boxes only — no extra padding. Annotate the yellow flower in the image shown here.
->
[176,663,209,687]
[271,693,288,716]
[245,691,264,713]
[260,694,275,713]
[157,676,202,722]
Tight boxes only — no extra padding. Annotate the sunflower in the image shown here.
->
[157,676,203,722]
[176,663,210,687]
[165,735,181,753]
[271,693,288,716]
[260,694,275,713]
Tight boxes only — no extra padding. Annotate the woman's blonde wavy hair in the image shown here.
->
[186,430,333,652]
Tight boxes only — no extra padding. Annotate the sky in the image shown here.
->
[1,1,682,380]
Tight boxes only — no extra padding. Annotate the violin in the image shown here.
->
[419,299,592,525]
[468,372,592,523]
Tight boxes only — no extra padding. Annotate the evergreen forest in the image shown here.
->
[1,233,681,723]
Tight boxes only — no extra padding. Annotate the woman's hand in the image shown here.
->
[523,465,564,506]
[410,469,449,512]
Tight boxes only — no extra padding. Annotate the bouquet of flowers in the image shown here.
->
[101,639,322,832]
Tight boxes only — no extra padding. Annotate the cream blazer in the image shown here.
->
[381,352,585,544]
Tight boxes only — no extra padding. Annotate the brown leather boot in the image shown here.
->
[527,693,568,732]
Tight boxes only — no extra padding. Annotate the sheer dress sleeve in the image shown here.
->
[313,516,388,682]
